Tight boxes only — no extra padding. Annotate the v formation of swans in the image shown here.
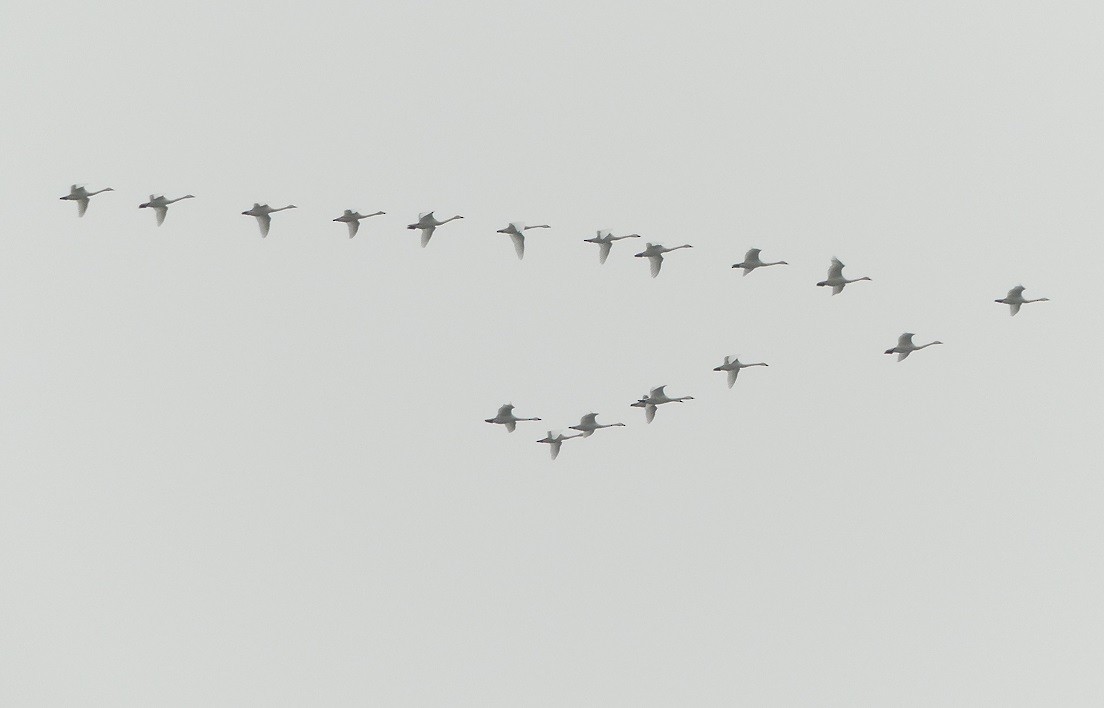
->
[62,184,1052,461]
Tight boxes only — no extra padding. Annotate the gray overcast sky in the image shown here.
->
[2,1,1102,704]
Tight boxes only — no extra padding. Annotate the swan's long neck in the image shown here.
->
[765,260,787,266]
[168,195,195,204]
[916,341,942,350]
[88,188,112,196]
[440,215,462,224]
[747,362,768,367]
[1025,297,1049,303]
[272,205,296,212]
[526,224,551,229]
[845,276,871,283]
[670,244,692,251]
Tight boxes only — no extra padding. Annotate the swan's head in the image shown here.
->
[933,341,944,345]
[103,187,114,192]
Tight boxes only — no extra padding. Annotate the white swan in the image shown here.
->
[139,194,195,226]
[584,230,641,264]
[484,403,541,433]
[816,257,871,295]
[630,385,693,423]
[732,248,788,276]
[333,209,385,238]
[634,242,693,278]
[568,413,626,437]
[495,222,550,260]
[712,356,768,388]
[242,203,297,237]
[884,333,943,361]
[537,430,584,460]
[60,185,114,217]
[407,211,463,247]
[995,285,1049,316]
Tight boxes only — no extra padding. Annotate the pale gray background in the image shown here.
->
[1,0,1101,705]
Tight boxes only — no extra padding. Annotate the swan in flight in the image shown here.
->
[816,257,871,294]
[484,404,541,433]
[495,222,550,260]
[583,230,641,264]
[884,333,943,361]
[712,356,768,388]
[995,285,1050,316]
[537,430,584,460]
[630,386,693,423]
[634,242,693,277]
[60,185,114,217]
[568,413,626,437]
[242,203,297,237]
[139,194,195,226]
[407,211,463,247]
[333,209,385,238]
[732,248,788,276]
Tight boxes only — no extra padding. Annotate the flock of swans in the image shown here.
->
[60,183,1051,461]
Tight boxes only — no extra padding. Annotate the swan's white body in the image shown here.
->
[407,211,463,247]
[139,194,195,226]
[816,257,871,295]
[484,404,541,433]
[631,385,693,423]
[584,230,641,264]
[732,248,788,276]
[333,209,385,238]
[634,242,693,277]
[712,356,768,388]
[995,286,1049,316]
[568,413,626,437]
[884,333,943,361]
[60,184,114,217]
[496,222,550,260]
[242,203,297,237]
[537,430,583,460]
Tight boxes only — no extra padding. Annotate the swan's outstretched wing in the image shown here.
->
[831,284,844,295]
[420,226,435,248]
[648,254,663,277]
[505,420,517,432]
[1009,302,1021,316]
[346,220,360,238]
[496,404,513,418]
[897,333,914,348]
[154,205,168,226]
[745,248,761,260]
[579,413,598,427]
[727,369,738,388]
[77,197,89,217]
[510,232,525,260]
[645,403,656,423]
[1007,285,1025,298]
[827,258,844,280]
[598,241,612,264]
[255,213,271,237]
[549,440,562,460]
[897,351,911,361]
